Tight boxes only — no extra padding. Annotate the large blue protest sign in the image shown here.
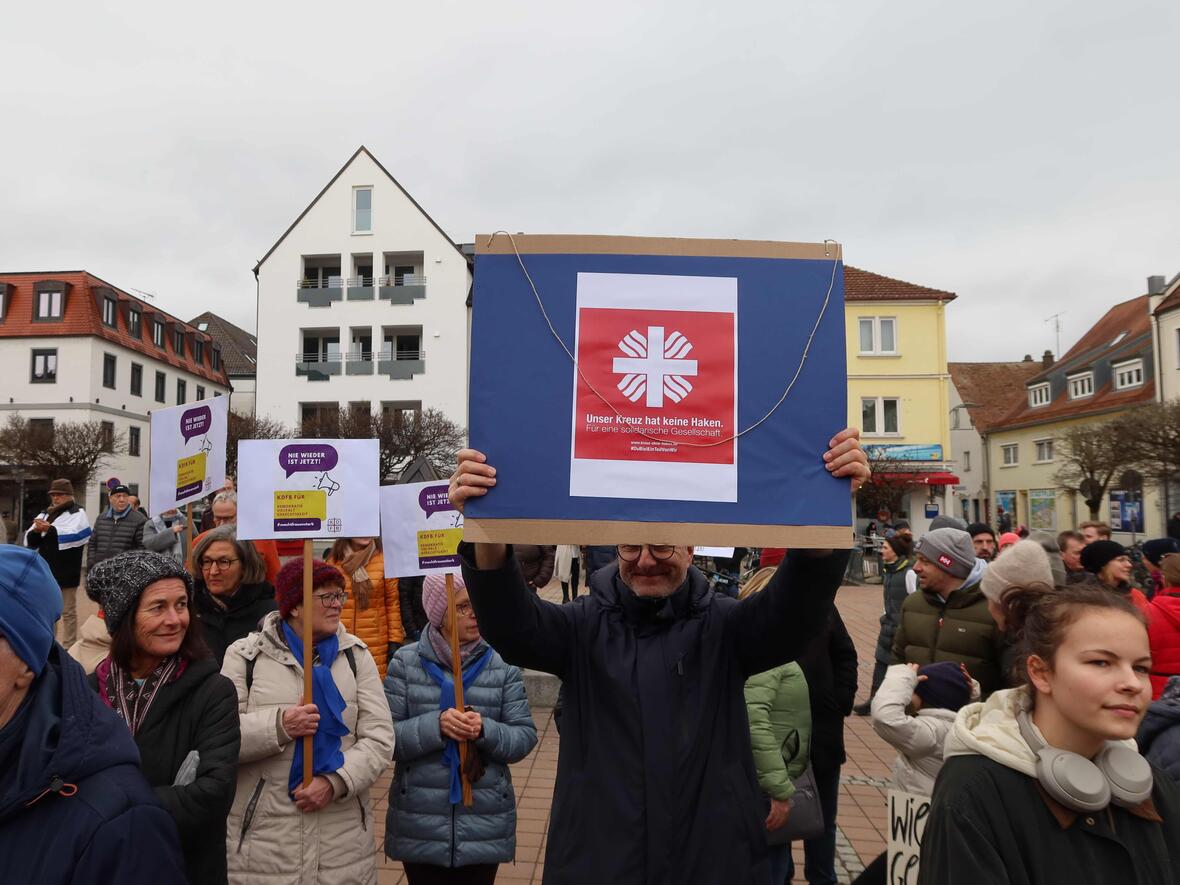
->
[465,234,851,547]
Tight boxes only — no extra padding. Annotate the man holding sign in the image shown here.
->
[449,428,869,884]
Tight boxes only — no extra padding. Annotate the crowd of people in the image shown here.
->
[3,431,1180,883]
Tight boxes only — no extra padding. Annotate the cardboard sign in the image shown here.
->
[380,481,464,577]
[148,396,229,514]
[886,789,929,885]
[465,234,851,547]
[235,439,379,540]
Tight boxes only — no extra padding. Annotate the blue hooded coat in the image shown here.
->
[0,645,186,884]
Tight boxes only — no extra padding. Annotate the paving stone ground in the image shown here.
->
[363,578,896,884]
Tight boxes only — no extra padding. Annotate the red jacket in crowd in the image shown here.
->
[1148,588,1180,699]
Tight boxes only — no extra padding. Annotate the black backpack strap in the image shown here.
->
[245,656,256,692]
[345,646,357,679]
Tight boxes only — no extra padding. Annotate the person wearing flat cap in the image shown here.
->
[86,484,147,570]
[86,549,241,885]
[890,527,1010,698]
[1081,540,1151,614]
[0,545,186,884]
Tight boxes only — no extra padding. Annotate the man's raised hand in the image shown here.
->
[449,448,497,514]
[823,427,871,493]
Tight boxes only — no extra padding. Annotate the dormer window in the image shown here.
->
[1113,358,1144,390]
[1068,371,1094,399]
[102,297,117,328]
[128,308,141,338]
[1028,383,1050,407]
[153,319,166,348]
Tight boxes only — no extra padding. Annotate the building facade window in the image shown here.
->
[155,371,167,403]
[30,348,57,383]
[102,298,117,328]
[1113,359,1144,390]
[212,349,221,371]
[194,339,204,363]
[861,396,900,435]
[1068,372,1094,399]
[196,385,205,401]
[353,186,372,233]
[1034,439,1054,463]
[857,316,897,355]
[128,308,141,338]
[1002,443,1019,466]
[176,378,187,405]
[102,353,116,389]
[130,363,143,396]
[962,451,972,472]
[1028,383,1050,407]
[153,320,166,348]
[174,329,185,355]
[100,421,115,453]
[28,418,54,446]
[36,289,63,320]
[129,426,141,457]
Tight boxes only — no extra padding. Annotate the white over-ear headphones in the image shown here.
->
[1016,710,1153,813]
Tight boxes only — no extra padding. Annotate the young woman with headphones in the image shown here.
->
[919,581,1180,884]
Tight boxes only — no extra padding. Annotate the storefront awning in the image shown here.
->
[878,472,961,486]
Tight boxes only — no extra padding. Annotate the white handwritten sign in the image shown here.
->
[886,789,929,885]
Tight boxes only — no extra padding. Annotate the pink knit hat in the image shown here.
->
[422,572,466,628]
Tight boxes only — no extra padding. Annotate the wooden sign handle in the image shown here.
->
[302,539,314,788]
[446,572,474,806]
[184,502,194,565]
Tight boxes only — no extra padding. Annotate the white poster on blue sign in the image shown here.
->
[380,481,464,578]
[148,395,229,515]
[464,234,851,548]
[235,439,379,540]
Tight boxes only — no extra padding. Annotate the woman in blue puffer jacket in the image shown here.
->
[384,572,538,884]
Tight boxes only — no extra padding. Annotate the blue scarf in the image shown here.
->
[420,646,494,804]
[282,621,350,798]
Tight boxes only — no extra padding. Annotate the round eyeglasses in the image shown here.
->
[616,545,677,562]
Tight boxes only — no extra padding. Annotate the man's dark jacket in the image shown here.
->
[461,544,849,885]
[794,606,858,773]
[85,508,147,569]
[0,646,186,884]
[193,580,277,663]
[89,656,241,885]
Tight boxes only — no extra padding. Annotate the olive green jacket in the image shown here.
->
[889,565,1009,698]
[743,662,811,801]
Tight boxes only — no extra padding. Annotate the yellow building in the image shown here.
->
[844,267,957,535]
[984,295,1160,539]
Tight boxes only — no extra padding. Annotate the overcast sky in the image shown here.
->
[2,1,1177,362]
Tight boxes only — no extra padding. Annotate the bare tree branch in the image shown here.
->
[0,413,126,490]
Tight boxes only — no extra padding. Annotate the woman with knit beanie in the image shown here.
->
[220,557,394,885]
[327,537,405,678]
[384,572,538,884]
[86,549,241,885]
[854,533,916,716]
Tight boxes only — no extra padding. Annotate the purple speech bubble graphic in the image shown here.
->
[180,406,212,444]
[418,485,455,518]
[279,444,339,479]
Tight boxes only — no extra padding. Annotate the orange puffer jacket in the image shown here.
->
[332,550,404,678]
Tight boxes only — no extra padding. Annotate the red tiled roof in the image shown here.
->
[1155,287,1180,316]
[948,361,1044,433]
[845,266,956,302]
[0,271,230,386]
[989,295,1154,431]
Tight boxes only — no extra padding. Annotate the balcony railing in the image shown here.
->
[345,351,375,375]
[378,274,427,305]
[295,353,342,380]
[297,275,344,307]
[346,276,375,301]
[377,348,426,380]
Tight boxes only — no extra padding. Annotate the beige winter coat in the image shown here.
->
[68,613,111,674]
[221,611,395,885]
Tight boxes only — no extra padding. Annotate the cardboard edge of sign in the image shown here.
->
[474,233,839,261]
[464,518,853,549]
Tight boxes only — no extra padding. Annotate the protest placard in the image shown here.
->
[148,395,228,515]
[887,789,929,885]
[235,438,379,540]
[465,234,851,547]
[380,481,464,578]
